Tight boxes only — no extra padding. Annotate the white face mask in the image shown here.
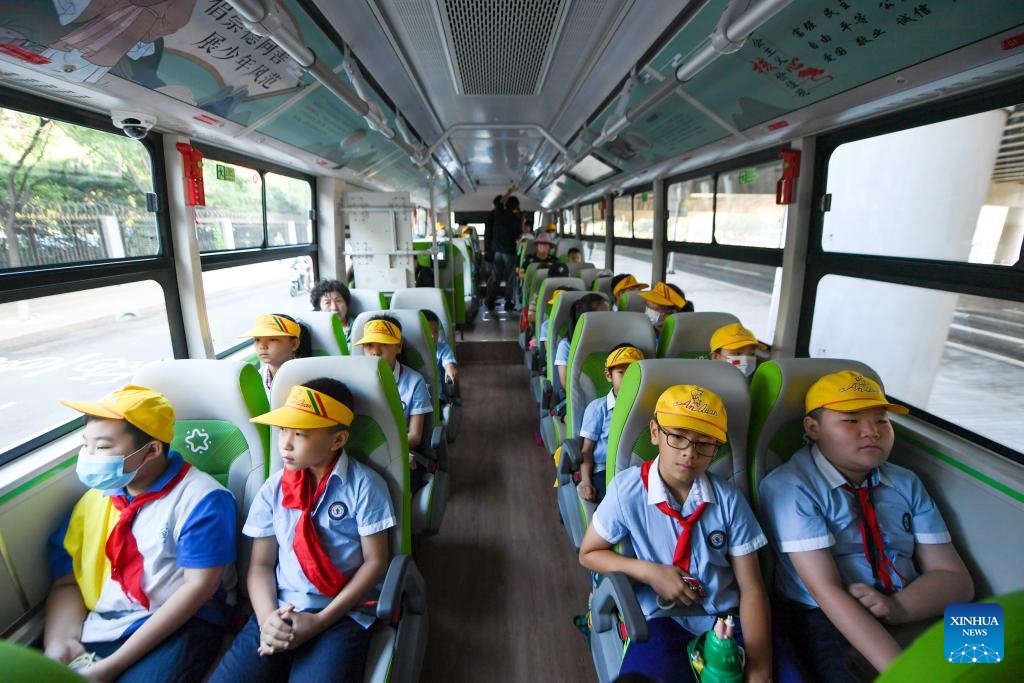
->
[645,308,662,325]
[724,353,756,377]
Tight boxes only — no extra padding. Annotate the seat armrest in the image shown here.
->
[540,378,553,410]
[590,572,648,643]
[377,554,427,623]
[557,438,582,486]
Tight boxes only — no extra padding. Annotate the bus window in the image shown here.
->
[715,161,787,248]
[203,256,314,355]
[613,246,652,280]
[0,281,173,458]
[196,160,264,251]
[633,192,654,239]
[810,276,1024,455]
[666,254,779,343]
[265,173,313,246]
[613,196,632,239]
[582,240,607,271]
[0,107,158,269]
[562,209,576,236]
[667,176,713,243]
[823,105,1024,266]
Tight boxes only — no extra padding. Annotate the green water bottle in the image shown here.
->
[688,615,745,683]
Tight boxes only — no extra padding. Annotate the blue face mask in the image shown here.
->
[76,444,148,491]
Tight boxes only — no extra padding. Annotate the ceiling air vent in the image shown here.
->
[439,0,569,96]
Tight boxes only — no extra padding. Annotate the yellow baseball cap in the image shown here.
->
[640,282,686,309]
[612,274,650,297]
[710,323,767,353]
[356,318,402,345]
[547,288,568,305]
[251,384,354,429]
[546,223,557,232]
[61,384,176,443]
[655,384,727,442]
[605,345,644,369]
[241,314,300,338]
[805,370,908,415]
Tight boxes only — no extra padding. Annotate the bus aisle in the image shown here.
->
[417,310,593,682]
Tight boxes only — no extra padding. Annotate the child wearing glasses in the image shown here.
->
[580,385,799,683]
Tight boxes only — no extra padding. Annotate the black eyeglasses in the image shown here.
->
[655,423,719,458]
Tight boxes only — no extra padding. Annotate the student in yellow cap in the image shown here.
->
[759,370,973,682]
[243,314,312,397]
[210,378,395,683]
[580,384,786,683]
[709,322,767,378]
[639,282,691,334]
[45,386,236,681]
[354,315,433,489]
[577,344,645,503]
[611,273,649,300]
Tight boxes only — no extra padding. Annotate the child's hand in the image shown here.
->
[578,482,596,502]
[744,665,772,683]
[258,604,296,655]
[848,582,903,624]
[408,453,416,470]
[45,637,85,664]
[645,563,702,606]
[445,366,459,383]
[280,610,323,651]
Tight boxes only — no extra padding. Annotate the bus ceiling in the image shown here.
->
[0,0,1021,208]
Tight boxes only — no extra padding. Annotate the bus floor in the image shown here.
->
[416,360,594,681]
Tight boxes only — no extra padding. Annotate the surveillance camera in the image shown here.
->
[111,111,156,139]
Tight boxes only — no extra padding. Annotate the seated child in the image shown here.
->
[211,379,395,683]
[759,370,973,681]
[709,322,766,378]
[244,313,312,397]
[555,293,611,394]
[311,280,353,343]
[580,385,785,683]
[567,247,583,264]
[354,316,433,490]
[46,386,236,681]
[639,283,689,334]
[422,309,458,384]
[578,344,645,503]
[519,233,558,277]
[527,261,571,324]
[611,274,649,301]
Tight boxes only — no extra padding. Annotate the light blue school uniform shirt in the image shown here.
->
[554,338,570,368]
[435,338,457,378]
[579,390,615,472]
[759,444,952,607]
[592,457,767,634]
[394,362,432,420]
[537,319,549,344]
[242,453,397,628]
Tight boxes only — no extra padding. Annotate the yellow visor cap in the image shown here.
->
[605,345,645,369]
[61,384,176,443]
[805,370,909,415]
[710,322,767,353]
[639,282,686,309]
[241,314,300,339]
[356,318,402,345]
[655,384,727,443]
[547,289,567,305]
[613,275,650,297]
[251,385,354,429]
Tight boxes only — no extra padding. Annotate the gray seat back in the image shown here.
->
[348,289,388,321]
[535,277,585,343]
[567,262,596,276]
[557,238,583,259]
[616,290,647,313]
[593,276,613,300]
[303,310,349,356]
[657,312,741,359]
[389,287,455,348]
[565,312,656,440]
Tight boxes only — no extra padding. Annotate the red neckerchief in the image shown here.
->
[842,481,903,594]
[640,460,708,573]
[281,455,349,596]
[107,462,192,609]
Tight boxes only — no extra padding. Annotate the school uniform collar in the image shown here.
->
[105,451,185,499]
[392,362,402,383]
[326,450,350,485]
[605,390,617,411]
[810,444,891,489]
[645,455,717,510]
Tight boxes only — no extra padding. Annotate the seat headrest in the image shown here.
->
[389,287,454,345]
[658,312,741,359]
[270,356,411,555]
[565,312,656,438]
[608,359,753,494]
[303,310,349,356]
[347,289,387,321]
